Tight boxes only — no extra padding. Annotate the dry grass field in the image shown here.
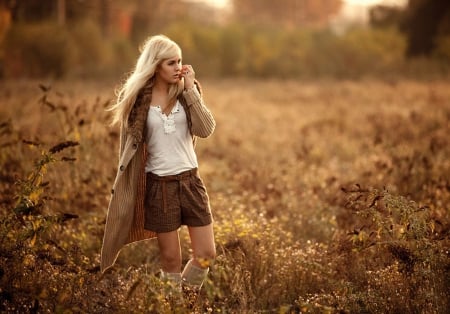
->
[0,78,449,313]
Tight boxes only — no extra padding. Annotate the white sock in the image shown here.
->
[160,270,181,288]
[181,259,209,289]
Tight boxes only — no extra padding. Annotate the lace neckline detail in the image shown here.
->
[150,101,180,134]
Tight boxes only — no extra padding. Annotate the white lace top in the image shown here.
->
[144,100,198,176]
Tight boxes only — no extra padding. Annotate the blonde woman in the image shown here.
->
[100,35,216,299]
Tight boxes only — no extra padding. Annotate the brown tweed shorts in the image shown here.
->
[144,168,213,233]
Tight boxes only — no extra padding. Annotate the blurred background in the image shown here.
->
[1,2,449,312]
[0,0,449,80]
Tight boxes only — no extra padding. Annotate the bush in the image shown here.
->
[336,186,449,313]
[339,27,406,76]
[162,24,410,79]
[1,20,449,79]
[165,21,222,77]
[2,20,136,79]
[3,22,75,78]
[69,19,112,76]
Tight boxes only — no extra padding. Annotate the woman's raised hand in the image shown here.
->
[182,64,195,90]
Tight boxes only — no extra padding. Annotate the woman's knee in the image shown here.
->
[160,247,181,266]
[157,231,181,269]
[188,224,216,262]
[194,245,216,262]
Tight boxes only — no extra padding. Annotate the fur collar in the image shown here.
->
[127,83,152,144]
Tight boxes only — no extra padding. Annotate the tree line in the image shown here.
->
[0,0,449,78]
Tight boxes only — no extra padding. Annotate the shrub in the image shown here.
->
[434,35,450,62]
[162,24,411,79]
[3,22,75,78]
[337,186,449,313]
[68,19,112,76]
[2,20,449,79]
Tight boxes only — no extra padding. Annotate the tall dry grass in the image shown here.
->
[0,78,449,313]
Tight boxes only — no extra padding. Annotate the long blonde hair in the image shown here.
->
[109,35,184,126]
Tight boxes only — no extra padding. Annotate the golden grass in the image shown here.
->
[0,78,449,313]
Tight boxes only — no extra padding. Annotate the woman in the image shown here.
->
[100,35,216,297]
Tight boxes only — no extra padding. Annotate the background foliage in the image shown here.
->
[0,0,449,312]
[0,0,449,79]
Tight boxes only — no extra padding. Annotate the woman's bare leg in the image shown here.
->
[187,224,216,267]
[157,230,182,273]
[181,223,216,301]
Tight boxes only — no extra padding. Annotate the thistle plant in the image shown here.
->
[11,140,79,247]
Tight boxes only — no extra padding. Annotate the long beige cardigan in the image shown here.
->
[100,83,215,273]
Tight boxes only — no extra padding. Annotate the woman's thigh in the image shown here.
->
[187,224,216,264]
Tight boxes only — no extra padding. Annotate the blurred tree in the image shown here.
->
[231,0,342,28]
[369,0,450,57]
[57,0,65,25]
[369,5,404,29]
[3,0,127,38]
[401,0,450,56]
[130,0,190,44]
[0,0,12,40]
[9,0,54,22]
[131,0,162,43]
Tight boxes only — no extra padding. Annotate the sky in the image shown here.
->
[188,0,409,29]
[335,0,408,27]
[344,0,407,6]
[194,0,408,9]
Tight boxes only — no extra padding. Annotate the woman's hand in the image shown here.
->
[182,64,195,90]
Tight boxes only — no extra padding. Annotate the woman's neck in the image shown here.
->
[153,77,169,95]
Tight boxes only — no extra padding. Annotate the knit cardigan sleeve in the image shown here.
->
[182,86,215,138]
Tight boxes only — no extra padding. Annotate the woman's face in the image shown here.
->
[156,54,182,84]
